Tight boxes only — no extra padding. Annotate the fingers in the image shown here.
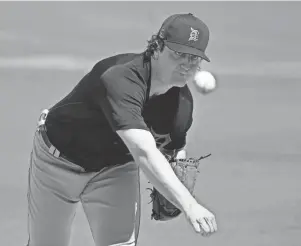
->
[197,217,217,236]
[191,220,202,233]
[198,218,211,234]
[210,216,218,231]
[186,204,218,236]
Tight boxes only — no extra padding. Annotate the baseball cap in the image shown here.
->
[158,13,210,62]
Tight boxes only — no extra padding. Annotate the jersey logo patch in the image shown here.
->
[150,127,171,150]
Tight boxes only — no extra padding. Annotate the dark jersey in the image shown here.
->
[143,86,193,151]
[45,53,193,172]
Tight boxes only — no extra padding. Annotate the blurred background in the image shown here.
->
[0,2,300,246]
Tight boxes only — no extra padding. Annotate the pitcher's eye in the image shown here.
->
[174,51,183,57]
[190,55,199,61]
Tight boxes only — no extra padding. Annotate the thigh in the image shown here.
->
[27,131,89,246]
[81,161,141,246]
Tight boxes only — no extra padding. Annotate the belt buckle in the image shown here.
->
[37,109,49,131]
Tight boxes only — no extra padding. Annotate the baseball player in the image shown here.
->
[26,13,217,246]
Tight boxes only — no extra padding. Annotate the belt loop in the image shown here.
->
[49,145,56,155]
[49,145,61,158]
[53,148,60,158]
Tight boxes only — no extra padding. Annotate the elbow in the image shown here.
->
[130,142,156,162]
[116,128,158,164]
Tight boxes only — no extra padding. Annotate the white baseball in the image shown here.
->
[193,70,217,94]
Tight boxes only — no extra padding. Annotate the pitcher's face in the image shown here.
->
[157,46,203,87]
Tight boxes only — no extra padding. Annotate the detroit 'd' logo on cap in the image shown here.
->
[188,27,199,42]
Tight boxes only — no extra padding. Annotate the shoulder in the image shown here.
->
[89,55,151,110]
[100,54,150,96]
[91,52,149,81]
[91,53,138,73]
[101,65,145,94]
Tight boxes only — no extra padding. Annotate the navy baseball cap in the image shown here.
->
[158,13,210,62]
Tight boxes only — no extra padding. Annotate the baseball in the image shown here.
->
[193,70,217,94]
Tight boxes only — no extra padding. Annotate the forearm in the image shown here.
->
[116,129,196,212]
[135,147,196,212]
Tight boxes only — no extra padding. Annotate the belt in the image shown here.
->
[39,127,74,163]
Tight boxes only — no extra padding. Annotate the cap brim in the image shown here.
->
[165,41,210,62]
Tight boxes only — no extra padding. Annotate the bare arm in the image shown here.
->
[117,128,197,212]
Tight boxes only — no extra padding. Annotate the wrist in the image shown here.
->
[180,194,198,214]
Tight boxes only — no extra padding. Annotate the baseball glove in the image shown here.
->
[148,153,211,221]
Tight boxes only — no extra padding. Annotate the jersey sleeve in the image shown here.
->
[91,66,149,132]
